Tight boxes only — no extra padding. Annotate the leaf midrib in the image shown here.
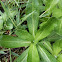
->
[32,0,35,38]
[39,45,51,62]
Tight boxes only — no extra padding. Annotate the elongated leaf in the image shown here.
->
[37,45,57,62]
[0,35,31,48]
[0,51,6,54]
[52,7,62,18]
[56,39,62,48]
[0,19,3,30]
[57,54,62,62]
[38,0,45,12]
[26,0,39,38]
[44,31,62,42]
[0,11,3,15]
[2,12,7,21]
[15,30,33,41]
[5,19,13,30]
[35,17,57,44]
[43,0,59,10]
[14,48,29,62]
[17,11,35,27]
[41,0,59,17]
[12,52,19,57]
[58,0,62,9]
[55,18,62,35]
[16,10,20,25]
[38,41,53,54]
[27,44,39,62]
[48,0,59,10]
[21,11,35,22]
[39,22,47,28]
[53,40,62,56]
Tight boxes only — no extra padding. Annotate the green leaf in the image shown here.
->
[39,22,47,28]
[0,11,3,15]
[34,17,57,44]
[0,19,3,30]
[12,52,19,57]
[39,17,49,22]
[9,8,17,18]
[52,7,62,18]
[57,54,62,62]
[14,48,29,62]
[56,39,62,48]
[0,35,31,48]
[15,30,33,41]
[37,45,57,62]
[44,31,62,42]
[53,40,62,56]
[38,0,45,12]
[16,10,20,25]
[43,0,59,10]
[0,1,17,27]
[5,19,13,30]
[41,0,59,17]
[27,44,39,62]
[0,51,6,54]
[38,41,53,54]
[2,12,7,21]
[26,0,40,38]
[55,18,62,35]
[17,11,35,27]
[0,1,17,18]
[58,0,62,9]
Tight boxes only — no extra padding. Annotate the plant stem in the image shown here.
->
[39,9,50,18]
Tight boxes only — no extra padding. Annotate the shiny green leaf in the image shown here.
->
[15,30,33,41]
[38,45,57,62]
[27,44,39,62]
[44,31,62,42]
[38,41,53,54]
[53,40,62,56]
[43,0,59,11]
[0,35,31,48]
[26,0,39,38]
[57,39,62,48]
[52,7,62,18]
[58,0,62,9]
[38,0,45,12]
[35,17,57,44]
[55,18,62,35]
[41,0,59,17]
[57,54,62,62]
